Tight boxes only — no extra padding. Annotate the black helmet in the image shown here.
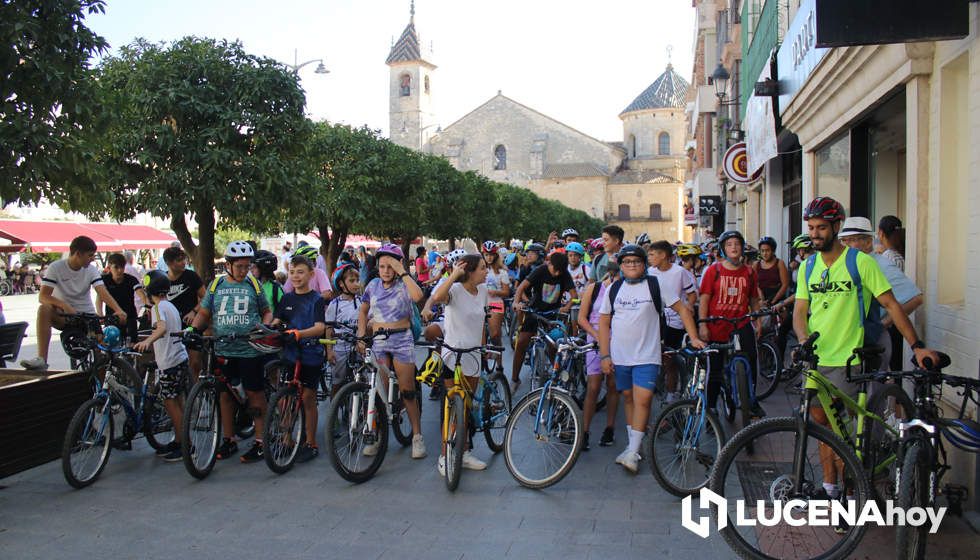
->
[526,243,546,254]
[143,270,171,297]
[758,236,777,249]
[717,230,745,250]
[253,250,278,274]
[616,243,647,263]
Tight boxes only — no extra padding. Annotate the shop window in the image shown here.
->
[493,145,507,170]
[618,204,631,220]
[658,132,670,155]
[649,203,663,220]
[629,134,636,158]
[815,132,850,208]
[400,74,411,97]
[424,75,430,94]
[938,53,968,305]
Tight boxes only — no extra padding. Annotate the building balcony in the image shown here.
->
[605,213,673,223]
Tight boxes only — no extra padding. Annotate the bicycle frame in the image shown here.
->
[351,346,401,442]
[531,338,591,438]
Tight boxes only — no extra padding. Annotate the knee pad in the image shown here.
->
[247,406,263,418]
[400,390,418,402]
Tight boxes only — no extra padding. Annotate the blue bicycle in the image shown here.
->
[523,309,568,393]
[647,343,732,497]
[61,332,174,488]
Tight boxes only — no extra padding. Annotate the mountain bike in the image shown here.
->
[871,355,980,559]
[503,335,590,489]
[646,343,732,497]
[322,326,420,483]
[523,309,567,393]
[177,328,277,479]
[61,347,173,488]
[707,333,913,560]
[417,339,512,491]
[58,312,140,396]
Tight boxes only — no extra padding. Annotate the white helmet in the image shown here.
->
[561,228,579,238]
[225,241,254,260]
[446,249,468,266]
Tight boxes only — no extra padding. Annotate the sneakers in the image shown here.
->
[161,446,183,462]
[437,455,446,476]
[240,441,264,463]
[581,431,590,452]
[216,438,238,460]
[156,441,180,456]
[362,441,380,456]
[461,450,487,470]
[750,402,767,418]
[615,449,640,474]
[295,444,318,463]
[599,427,615,447]
[20,356,48,370]
[412,434,427,459]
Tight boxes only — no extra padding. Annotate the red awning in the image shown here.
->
[0,220,176,253]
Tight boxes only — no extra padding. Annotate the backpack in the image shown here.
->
[607,275,663,317]
[208,274,264,301]
[803,248,883,346]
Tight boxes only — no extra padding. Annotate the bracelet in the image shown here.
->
[399,272,409,278]
[600,355,612,361]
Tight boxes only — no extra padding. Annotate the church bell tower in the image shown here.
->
[386,1,437,151]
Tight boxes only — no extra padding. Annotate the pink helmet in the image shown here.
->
[589,239,604,251]
[376,243,404,261]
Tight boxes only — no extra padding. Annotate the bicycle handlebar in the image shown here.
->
[698,309,773,325]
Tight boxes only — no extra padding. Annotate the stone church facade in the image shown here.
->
[386,6,690,242]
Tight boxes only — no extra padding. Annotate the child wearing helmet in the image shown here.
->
[564,242,590,294]
[191,240,274,463]
[482,242,511,345]
[134,271,188,462]
[325,264,361,394]
[284,247,333,298]
[251,250,285,314]
[358,243,427,459]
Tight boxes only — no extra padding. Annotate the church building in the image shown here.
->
[386,5,690,242]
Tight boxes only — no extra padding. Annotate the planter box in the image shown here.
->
[0,369,90,479]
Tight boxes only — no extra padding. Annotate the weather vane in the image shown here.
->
[667,44,673,64]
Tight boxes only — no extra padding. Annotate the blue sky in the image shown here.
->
[88,0,695,141]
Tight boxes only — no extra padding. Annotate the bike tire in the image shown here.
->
[142,394,174,451]
[483,372,512,453]
[721,385,737,423]
[503,388,583,489]
[263,385,305,474]
[62,396,113,489]
[895,436,930,560]
[863,383,915,504]
[530,344,549,393]
[708,416,871,560]
[445,393,465,491]
[755,341,781,401]
[648,399,724,498]
[181,380,221,480]
[263,359,291,388]
[325,381,389,484]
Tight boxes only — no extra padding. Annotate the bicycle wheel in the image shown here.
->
[263,385,305,474]
[181,380,221,480]
[62,396,113,489]
[530,345,550,392]
[896,437,930,560]
[264,359,291,388]
[720,385,737,423]
[445,393,465,491]
[142,395,175,451]
[733,359,754,454]
[648,399,724,497]
[755,342,781,401]
[0,280,10,296]
[325,381,389,483]
[483,372,512,452]
[503,388,583,489]
[863,383,915,504]
[708,417,871,560]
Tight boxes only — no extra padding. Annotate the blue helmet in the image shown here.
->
[102,325,122,348]
[504,253,517,267]
[565,242,586,255]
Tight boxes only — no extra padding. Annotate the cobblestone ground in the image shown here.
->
[1,294,977,559]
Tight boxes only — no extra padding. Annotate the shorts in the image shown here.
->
[662,325,685,350]
[221,355,267,392]
[297,363,323,390]
[614,363,661,392]
[585,350,602,376]
[372,329,415,365]
[488,301,504,314]
[158,360,189,400]
[519,313,545,334]
[810,366,860,400]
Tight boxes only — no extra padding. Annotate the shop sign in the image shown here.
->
[776,0,828,116]
[723,143,763,184]
[815,0,968,48]
[744,55,778,175]
[684,204,697,225]
[699,196,722,216]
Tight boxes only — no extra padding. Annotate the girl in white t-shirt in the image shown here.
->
[481,242,511,346]
[430,254,490,474]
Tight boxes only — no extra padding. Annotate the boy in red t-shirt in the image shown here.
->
[698,230,765,416]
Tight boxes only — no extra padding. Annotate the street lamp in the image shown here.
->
[712,62,730,100]
[286,48,329,75]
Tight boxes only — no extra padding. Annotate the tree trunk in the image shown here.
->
[448,238,456,251]
[400,234,414,271]
[316,223,349,277]
[172,206,216,282]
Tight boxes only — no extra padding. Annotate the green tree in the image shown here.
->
[88,37,310,279]
[0,0,108,206]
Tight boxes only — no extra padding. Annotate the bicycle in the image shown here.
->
[417,339,512,491]
[645,343,732,497]
[869,355,980,559]
[61,345,174,488]
[502,297,515,348]
[503,335,590,489]
[523,309,568,393]
[322,326,420,483]
[750,308,785,402]
[177,328,277,479]
[58,312,141,395]
[707,333,914,560]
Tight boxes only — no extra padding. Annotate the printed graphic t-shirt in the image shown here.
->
[524,265,575,313]
[598,278,679,366]
[700,263,758,342]
[201,276,269,358]
[166,269,204,318]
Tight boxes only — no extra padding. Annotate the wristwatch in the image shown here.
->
[910,340,925,350]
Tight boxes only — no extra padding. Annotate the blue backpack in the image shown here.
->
[803,248,883,346]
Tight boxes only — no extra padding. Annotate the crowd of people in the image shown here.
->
[17,196,940,480]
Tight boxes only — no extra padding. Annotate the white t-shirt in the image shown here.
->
[648,264,696,330]
[598,278,679,366]
[151,300,189,370]
[567,263,591,294]
[41,258,103,314]
[485,268,511,304]
[442,282,488,375]
[325,296,361,353]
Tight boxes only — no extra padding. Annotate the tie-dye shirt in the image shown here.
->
[362,277,413,324]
